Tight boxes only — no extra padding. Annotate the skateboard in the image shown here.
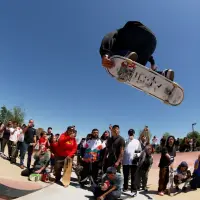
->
[106,55,184,106]
[167,168,174,195]
[62,157,73,187]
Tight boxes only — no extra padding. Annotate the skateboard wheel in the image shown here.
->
[117,78,125,82]
[126,58,133,64]
[172,82,178,87]
[163,100,170,105]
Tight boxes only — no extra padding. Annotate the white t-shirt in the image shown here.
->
[123,138,141,165]
[152,137,158,145]
[9,127,22,142]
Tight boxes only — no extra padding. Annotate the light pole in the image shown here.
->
[192,123,197,132]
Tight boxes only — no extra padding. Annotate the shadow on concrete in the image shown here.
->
[0,183,40,199]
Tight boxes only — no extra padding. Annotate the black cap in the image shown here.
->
[67,126,75,131]
[128,129,135,135]
[106,167,116,174]
[48,127,52,130]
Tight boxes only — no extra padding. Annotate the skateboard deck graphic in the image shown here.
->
[106,55,184,106]
[62,157,72,187]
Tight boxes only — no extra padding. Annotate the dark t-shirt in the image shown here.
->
[106,135,125,162]
[47,133,53,141]
[3,127,10,140]
[24,127,36,144]
[159,146,176,168]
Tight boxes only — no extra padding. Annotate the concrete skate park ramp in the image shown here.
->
[151,151,200,169]
[0,177,47,200]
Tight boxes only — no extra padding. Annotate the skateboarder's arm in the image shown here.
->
[149,56,155,65]
[99,31,117,58]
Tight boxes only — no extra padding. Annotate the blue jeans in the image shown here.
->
[19,142,33,169]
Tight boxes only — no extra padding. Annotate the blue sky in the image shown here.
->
[0,0,199,140]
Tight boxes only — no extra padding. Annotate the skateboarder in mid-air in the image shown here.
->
[99,21,174,81]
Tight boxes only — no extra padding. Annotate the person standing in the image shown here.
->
[103,125,125,173]
[158,136,176,196]
[122,129,141,196]
[20,119,37,169]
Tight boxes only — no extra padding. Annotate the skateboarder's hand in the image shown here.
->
[102,55,114,68]
[151,64,157,71]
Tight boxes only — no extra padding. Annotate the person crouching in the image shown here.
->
[92,167,123,200]
[174,161,191,192]
[21,144,50,181]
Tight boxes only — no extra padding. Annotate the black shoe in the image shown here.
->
[127,52,138,62]
[79,182,85,188]
[162,69,175,81]
[182,187,187,192]
[142,187,148,191]
[176,185,180,191]
[130,190,137,197]
[123,188,128,192]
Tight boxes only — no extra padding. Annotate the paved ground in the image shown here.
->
[0,149,200,200]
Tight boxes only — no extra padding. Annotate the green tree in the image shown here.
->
[11,106,25,125]
[163,132,170,138]
[187,131,200,139]
[138,129,152,144]
[0,106,13,124]
[0,105,25,125]
[187,131,200,147]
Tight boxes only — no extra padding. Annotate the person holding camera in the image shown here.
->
[122,129,142,197]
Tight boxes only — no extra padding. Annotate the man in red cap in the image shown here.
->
[54,126,77,183]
